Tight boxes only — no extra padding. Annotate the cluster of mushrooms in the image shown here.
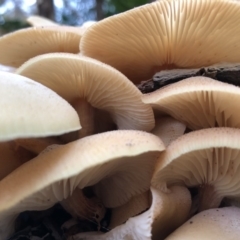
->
[1,0,240,239]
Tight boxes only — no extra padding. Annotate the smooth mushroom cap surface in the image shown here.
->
[165,207,240,240]
[143,77,240,130]
[16,53,155,132]
[0,71,80,141]
[0,26,83,67]
[27,15,59,27]
[152,127,240,211]
[71,186,191,240]
[0,130,164,239]
[151,116,186,146]
[80,0,240,83]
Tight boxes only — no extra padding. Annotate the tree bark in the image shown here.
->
[37,0,55,20]
[96,0,104,20]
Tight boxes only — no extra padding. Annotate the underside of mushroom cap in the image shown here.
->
[0,26,83,67]
[0,71,80,141]
[80,0,240,83]
[16,53,155,131]
[27,15,59,27]
[165,207,240,240]
[0,130,164,239]
[71,186,191,240]
[152,127,240,211]
[143,77,240,130]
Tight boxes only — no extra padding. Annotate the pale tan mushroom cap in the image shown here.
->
[0,130,164,239]
[151,116,186,146]
[71,186,191,240]
[80,0,240,82]
[143,77,240,130]
[0,26,83,67]
[16,53,155,131]
[27,15,59,27]
[152,127,240,201]
[0,71,81,141]
[166,207,240,240]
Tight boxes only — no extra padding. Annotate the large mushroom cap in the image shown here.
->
[80,0,240,83]
[142,77,240,130]
[16,53,154,132]
[0,130,164,239]
[166,207,240,240]
[0,26,83,67]
[0,71,80,141]
[152,127,240,211]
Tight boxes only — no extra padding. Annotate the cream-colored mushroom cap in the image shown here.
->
[16,53,154,132]
[151,116,186,146]
[0,130,164,239]
[71,186,191,240]
[27,15,59,27]
[166,207,240,240]
[143,77,240,130]
[152,127,240,212]
[0,71,80,141]
[0,26,83,67]
[80,0,240,83]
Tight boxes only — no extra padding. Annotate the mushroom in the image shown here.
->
[165,207,240,240]
[16,53,155,139]
[142,77,240,130]
[26,15,59,27]
[0,71,80,141]
[151,116,186,146]
[0,26,83,67]
[80,0,240,83]
[71,186,191,240]
[152,127,240,212]
[0,130,164,239]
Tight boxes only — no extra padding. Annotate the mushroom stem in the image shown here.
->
[15,137,62,154]
[72,98,95,139]
[198,184,223,212]
[61,188,106,229]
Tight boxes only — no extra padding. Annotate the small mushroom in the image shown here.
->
[142,77,240,130]
[80,0,240,83]
[152,127,240,212]
[0,130,164,239]
[0,26,83,67]
[17,53,155,139]
[26,15,59,27]
[71,186,191,240]
[165,207,240,240]
[151,116,186,146]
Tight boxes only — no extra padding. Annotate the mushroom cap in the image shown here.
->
[142,77,240,130]
[26,15,59,27]
[165,207,240,240]
[80,0,240,83]
[152,127,240,202]
[16,53,155,132]
[0,71,80,141]
[0,130,164,239]
[151,116,186,146]
[71,186,191,240]
[0,26,83,67]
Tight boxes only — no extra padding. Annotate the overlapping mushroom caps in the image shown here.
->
[0,71,80,179]
[80,0,240,83]
[0,26,83,67]
[72,186,191,240]
[152,127,240,212]
[16,53,155,139]
[166,207,240,240]
[143,77,240,130]
[0,130,165,239]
